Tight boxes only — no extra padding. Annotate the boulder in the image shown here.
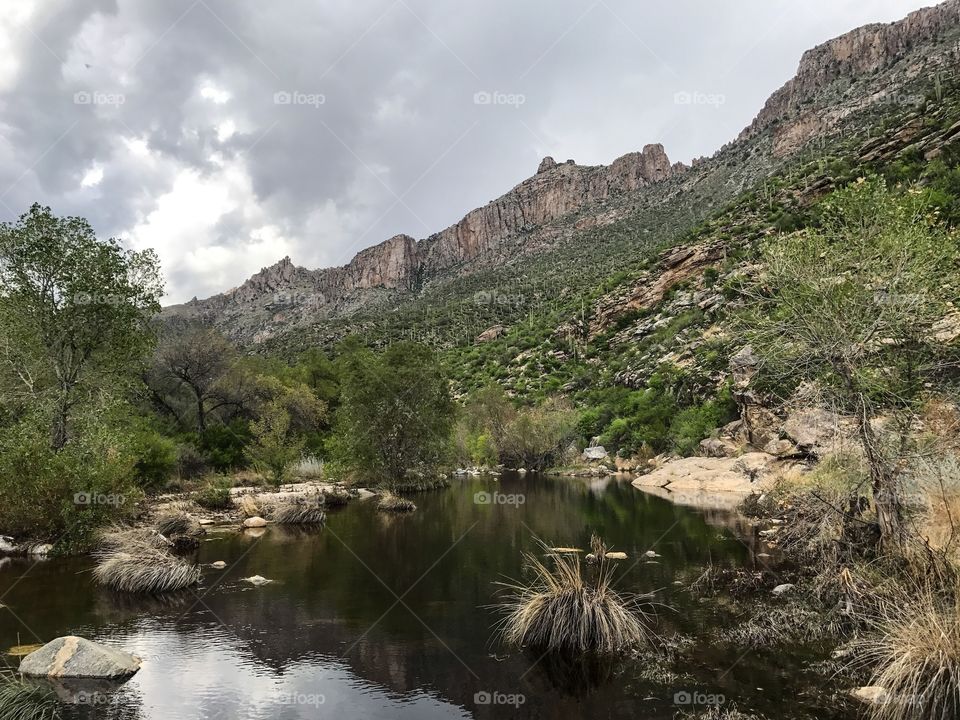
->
[772,583,795,596]
[19,636,141,679]
[243,575,272,586]
[0,536,17,554]
[632,453,779,494]
[782,408,847,457]
[243,516,268,528]
[700,437,738,458]
[210,561,227,569]
[582,445,608,461]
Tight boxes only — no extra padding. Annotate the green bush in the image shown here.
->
[198,420,250,471]
[130,425,177,490]
[0,416,142,551]
[195,479,233,511]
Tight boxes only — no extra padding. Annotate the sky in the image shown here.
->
[0,0,938,303]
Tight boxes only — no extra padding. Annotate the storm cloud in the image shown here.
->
[0,0,934,302]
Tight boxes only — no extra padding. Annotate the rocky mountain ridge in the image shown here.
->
[165,0,960,346]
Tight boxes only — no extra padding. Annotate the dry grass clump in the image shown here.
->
[155,511,204,538]
[322,486,355,507]
[848,584,960,720]
[93,530,200,594]
[496,537,657,655]
[377,491,417,513]
[270,498,326,525]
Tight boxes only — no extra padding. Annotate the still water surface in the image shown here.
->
[0,474,844,719]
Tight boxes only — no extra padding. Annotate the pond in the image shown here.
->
[0,473,846,719]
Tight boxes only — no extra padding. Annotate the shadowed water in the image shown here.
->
[0,473,845,719]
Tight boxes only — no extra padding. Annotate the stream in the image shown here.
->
[0,473,849,719]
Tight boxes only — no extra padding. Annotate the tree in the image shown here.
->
[150,327,237,433]
[333,341,455,485]
[0,204,163,449]
[248,377,326,484]
[742,177,959,546]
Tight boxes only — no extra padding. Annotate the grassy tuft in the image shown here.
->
[377,491,417,513]
[496,538,657,655]
[0,675,60,720]
[322,487,355,507]
[154,511,204,538]
[93,532,201,593]
[849,584,960,720]
[270,498,326,525]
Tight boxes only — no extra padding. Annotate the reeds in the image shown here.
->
[154,511,204,538]
[0,675,60,720]
[322,487,355,507]
[496,537,657,655]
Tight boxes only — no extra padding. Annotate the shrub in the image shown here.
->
[497,538,656,654]
[194,480,233,511]
[154,511,204,538]
[130,426,177,490]
[498,398,577,471]
[0,416,141,551]
[198,420,250,471]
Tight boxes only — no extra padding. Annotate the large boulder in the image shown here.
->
[633,453,780,494]
[19,636,141,679]
[582,445,609,461]
[782,408,845,456]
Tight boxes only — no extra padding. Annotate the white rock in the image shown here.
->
[604,551,627,560]
[772,583,795,596]
[29,543,53,556]
[211,561,227,569]
[243,575,272,586]
[851,686,889,706]
[19,636,140,678]
[644,550,661,558]
[242,516,267,528]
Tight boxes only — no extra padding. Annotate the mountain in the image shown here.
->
[163,0,960,349]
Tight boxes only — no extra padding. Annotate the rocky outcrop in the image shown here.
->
[633,453,785,495]
[741,0,960,153]
[166,146,683,341]
[19,637,141,679]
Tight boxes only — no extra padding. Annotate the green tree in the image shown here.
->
[248,378,326,484]
[0,204,163,449]
[333,341,455,485]
[742,177,959,546]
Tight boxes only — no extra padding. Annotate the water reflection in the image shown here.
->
[0,474,839,719]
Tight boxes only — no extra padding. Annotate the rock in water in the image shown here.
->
[243,575,272,586]
[851,686,889,706]
[243,516,267,528]
[19,636,141,678]
[211,560,227,569]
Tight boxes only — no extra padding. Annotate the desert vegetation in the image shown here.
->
[497,537,656,655]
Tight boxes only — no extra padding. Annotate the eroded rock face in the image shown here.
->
[632,453,783,494]
[19,636,141,679]
[742,0,960,149]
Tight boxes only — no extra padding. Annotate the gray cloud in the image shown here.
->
[0,0,934,302]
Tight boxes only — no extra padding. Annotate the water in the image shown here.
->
[0,474,844,719]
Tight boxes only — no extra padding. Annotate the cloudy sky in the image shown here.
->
[0,0,936,303]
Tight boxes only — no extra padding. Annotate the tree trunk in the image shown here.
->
[196,394,206,434]
[857,394,905,549]
[51,382,71,451]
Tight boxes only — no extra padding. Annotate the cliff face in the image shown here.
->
[169,143,684,330]
[742,0,960,144]
[165,1,960,346]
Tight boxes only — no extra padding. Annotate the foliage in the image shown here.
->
[332,341,455,485]
[741,176,960,545]
[248,378,326,485]
[0,674,61,720]
[194,478,233,511]
[0,204,163,449]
